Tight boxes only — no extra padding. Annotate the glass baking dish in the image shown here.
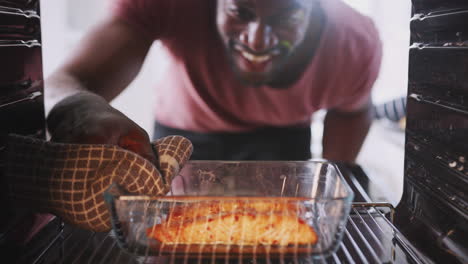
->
[105,160,354,260]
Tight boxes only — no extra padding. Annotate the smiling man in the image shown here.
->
[46,0,382,162]
[217,0,323,88]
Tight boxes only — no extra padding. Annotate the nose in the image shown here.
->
[239,22,278,53]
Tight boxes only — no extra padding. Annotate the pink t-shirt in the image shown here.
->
[113,0,382,132]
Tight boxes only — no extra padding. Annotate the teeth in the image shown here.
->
[241,51,271,63]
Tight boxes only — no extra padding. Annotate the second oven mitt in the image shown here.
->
[3,134,193,232]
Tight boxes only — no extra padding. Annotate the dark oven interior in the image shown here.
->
[1,0,467,263]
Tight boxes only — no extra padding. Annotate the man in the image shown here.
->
[46,0,382,163]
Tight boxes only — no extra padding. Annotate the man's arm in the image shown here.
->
[44,16,158,163]
[45,16,154,114]
[322,100,373,163]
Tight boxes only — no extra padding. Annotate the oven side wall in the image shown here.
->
[397,0,468,263]
[0,0,47,259]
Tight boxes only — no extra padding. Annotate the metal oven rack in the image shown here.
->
[18,203,425,264]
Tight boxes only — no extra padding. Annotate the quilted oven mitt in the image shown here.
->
[3,134,193,232]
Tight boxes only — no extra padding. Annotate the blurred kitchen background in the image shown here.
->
[40,0,412,205]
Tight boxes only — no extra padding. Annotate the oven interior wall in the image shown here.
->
[0,0,46,259]
[397,0,468,263]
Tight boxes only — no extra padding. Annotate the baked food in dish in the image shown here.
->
[146,199,318,246]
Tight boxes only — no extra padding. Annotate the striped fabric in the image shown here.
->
[373,96,407,122]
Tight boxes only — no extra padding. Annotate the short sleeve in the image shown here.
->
[333,22,383,112]
[111,0,173,39]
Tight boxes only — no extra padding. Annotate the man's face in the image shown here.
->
[216,0,315,86]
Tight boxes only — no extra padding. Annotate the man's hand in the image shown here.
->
[5,135,193,232]
[47,92,157,164]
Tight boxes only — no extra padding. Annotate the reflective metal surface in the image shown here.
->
[0,0,45,260]
[398,1,468,263]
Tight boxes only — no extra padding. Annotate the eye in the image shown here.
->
[228,6,256,21]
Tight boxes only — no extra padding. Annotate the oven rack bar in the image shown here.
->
[22,203,423,264]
